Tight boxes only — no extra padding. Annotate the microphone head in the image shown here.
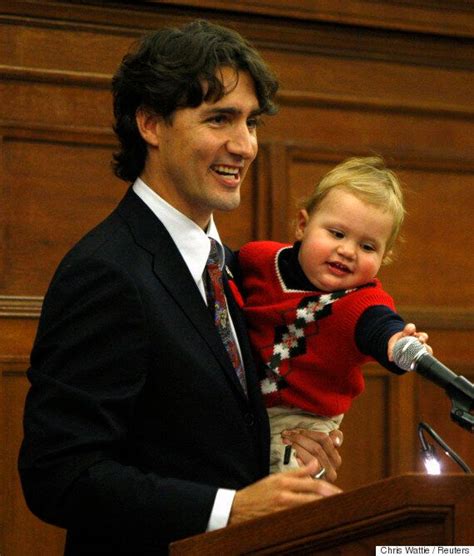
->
[393,336,428,371]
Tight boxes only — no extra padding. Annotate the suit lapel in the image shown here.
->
[117,188,249,400]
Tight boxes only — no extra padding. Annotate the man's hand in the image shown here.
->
[228,460,342,525]
[281,429,343,482]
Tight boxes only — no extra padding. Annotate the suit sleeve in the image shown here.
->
[18,255,217,550]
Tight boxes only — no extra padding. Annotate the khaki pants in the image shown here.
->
[267,406,344,474]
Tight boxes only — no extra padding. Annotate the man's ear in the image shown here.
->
[136,108,161,147]
[295,209,309,241]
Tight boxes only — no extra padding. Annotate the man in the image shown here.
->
[19,20,342,555]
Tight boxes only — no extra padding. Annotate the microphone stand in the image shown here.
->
[393,336,474,432]
[418,421,471,473]
[445,375,474,432]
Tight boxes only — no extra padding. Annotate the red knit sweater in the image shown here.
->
[239,241,397,416]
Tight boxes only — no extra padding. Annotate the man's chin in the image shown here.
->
[213,194,241,213]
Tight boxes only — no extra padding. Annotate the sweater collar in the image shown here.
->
[278,242,319,292]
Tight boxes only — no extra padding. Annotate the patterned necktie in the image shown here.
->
[205,239,247,395]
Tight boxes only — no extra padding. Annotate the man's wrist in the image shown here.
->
[206,488,236,531]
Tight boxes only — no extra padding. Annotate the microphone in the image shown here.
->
[393,336,474,432]
[393,336,459,388]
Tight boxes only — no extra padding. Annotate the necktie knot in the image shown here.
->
[207,238,220,267]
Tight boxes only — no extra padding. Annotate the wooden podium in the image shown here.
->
[170,474,473,555]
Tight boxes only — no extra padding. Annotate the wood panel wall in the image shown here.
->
[1,1,473,554]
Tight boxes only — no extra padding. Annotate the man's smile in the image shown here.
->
[211,164,240,177]
[210,164,242,185]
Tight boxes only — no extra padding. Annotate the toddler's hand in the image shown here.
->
[388,322,432,362]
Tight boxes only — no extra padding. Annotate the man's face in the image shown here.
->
[144,68,261,228]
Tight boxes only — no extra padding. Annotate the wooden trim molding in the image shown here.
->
[0,64,110,89]
[399,307,474,331]
[278,90,474,120]
[143,0,474,39]
[2,3,474,71]
[0,357,30,370]
[0,296,43,319]
[286,144,474,175]
[3,1,474,41]
[0,120,115,146]
[4,65,471,121]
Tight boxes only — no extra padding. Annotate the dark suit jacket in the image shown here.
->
[18,188,270,555]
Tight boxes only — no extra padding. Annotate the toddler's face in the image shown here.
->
[295,188,393,292]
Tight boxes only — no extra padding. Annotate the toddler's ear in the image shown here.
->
[295,209,309,241]
[381,249,393,265]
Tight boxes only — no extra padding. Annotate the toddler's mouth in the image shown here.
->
[328,261,351,274]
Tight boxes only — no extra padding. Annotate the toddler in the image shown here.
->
[239,156,430,473]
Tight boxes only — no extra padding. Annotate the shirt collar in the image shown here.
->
[132,178,225,283]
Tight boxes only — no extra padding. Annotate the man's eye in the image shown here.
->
[208,115,228,125]
[247,117,262,129]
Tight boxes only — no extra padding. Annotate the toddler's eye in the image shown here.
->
[362,243,376,252]
[329,229,344,239]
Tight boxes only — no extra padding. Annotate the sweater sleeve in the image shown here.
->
[355,305,406,375]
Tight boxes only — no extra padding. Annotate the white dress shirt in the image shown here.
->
[132,178,236,531]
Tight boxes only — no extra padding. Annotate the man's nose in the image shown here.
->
[227,124,257,159]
